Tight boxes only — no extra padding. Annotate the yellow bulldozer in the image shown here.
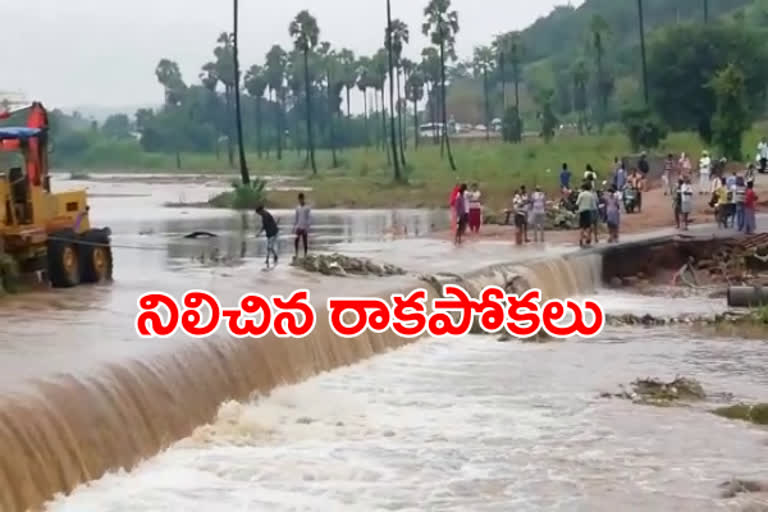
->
[0,102,112,288]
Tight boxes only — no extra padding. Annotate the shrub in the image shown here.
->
[230,178,268,210]
[621,105,668,151]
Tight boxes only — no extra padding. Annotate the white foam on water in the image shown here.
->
[47,310,768,512]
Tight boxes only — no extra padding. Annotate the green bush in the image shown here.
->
[621,105,668,151]
[230,179,269,210]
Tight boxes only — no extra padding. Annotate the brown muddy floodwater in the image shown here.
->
[2,174,767,511]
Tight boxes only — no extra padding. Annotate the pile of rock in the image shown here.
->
[607,311,749,328]
[292,253,407,278]
[480,203,577,231]
[546,205,577,230]
[601,376,706,406]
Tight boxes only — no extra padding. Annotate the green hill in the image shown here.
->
[447,0,757,127]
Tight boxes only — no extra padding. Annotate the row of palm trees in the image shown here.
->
[224,0,714,184]
[223,0,461,183]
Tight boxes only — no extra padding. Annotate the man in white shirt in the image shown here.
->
[679,177,694,230]
[758,138,768,173]
[698,150,711,195]
[530,186,546,243]
[293,193,311,258]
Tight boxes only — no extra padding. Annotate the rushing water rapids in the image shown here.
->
[2,174,767,511]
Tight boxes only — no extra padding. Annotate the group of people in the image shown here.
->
[450,183,484,245]
[661,149,760,234]
[509,185,548,244]
[711,171,760,234]
[254,193,312,268]
[561,157,652,247]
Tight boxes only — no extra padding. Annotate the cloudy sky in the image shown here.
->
[2,0,579,111]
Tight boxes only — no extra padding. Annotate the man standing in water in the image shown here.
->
[293,193,311,258]
[255,205,279,268]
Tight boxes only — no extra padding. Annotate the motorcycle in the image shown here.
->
[623,186,639,214]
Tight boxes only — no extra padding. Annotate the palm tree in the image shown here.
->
[155,59,186,169]
[356,57,372,146]
[338,49,357,119]
[590,15,611,133]
[372,48,390,162]
[493,31,523,142]
[199,62,222,159]
[420,47,441,145]
[289,11,320,175]
[319,42,342,168]
[637,0,649,104]
[388,16,409,169]
[286,52,305,158]
[385,6,404,178]
[244,64,268,159]
[265,45,288,160]
[213,32,236,167]
[472,45,495,141]
[400,57,415,150]
[405,70,425,149]
[232,0,249,184]
[572,59,589,134]
[422,0,459,171]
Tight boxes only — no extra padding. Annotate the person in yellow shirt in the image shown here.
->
[714,177,729,228]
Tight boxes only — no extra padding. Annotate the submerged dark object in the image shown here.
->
[184,231,218,239]
[727,285,768,307]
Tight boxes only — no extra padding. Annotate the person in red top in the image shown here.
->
[744,181,759,234]
[449,183,460,233]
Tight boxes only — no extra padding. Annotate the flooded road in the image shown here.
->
[47,291,768,512]
[60,173,445,262]
[0,174,459,387]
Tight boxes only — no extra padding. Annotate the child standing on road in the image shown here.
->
[255,205,279,267]
[294,193,311,258]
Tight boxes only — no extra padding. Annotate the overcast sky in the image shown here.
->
[2,0,579,111]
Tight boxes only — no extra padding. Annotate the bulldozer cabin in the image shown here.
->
[0,102,112,288]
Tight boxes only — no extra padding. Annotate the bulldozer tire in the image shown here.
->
[47,229,80,288]
[80,229,113,284]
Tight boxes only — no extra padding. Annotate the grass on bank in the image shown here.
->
[61,125,768,210]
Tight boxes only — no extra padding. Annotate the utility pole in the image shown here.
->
[703,0,709,23]
[232,0,250,185]
[638,0,649,105]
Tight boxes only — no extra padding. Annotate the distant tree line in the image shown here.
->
[49,0,768,176]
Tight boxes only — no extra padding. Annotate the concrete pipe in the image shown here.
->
[727,286,768,308]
